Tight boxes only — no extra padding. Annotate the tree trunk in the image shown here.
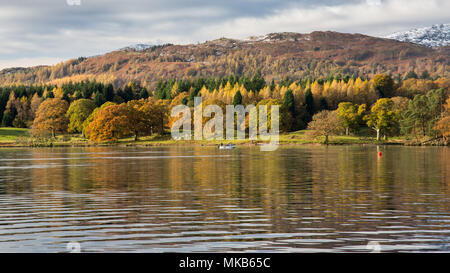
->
[376,129,380,141]
[346,127,349,136]
[134,131,138,141]
[325,135,329,145]
[52,129,56,138]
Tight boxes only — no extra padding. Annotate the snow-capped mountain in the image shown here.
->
[119,43,153,51]
[385,24,450,47]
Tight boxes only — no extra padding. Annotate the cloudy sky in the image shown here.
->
[0,0,449,69]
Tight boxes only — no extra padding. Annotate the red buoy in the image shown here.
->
[378,152,382,157]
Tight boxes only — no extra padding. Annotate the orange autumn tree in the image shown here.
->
[83,99,170,142]
[82,101,116,138]
[126,99,151,141]
[32,98,69,137]
[84,104,132,142]
[126,98,170,140]
[127,99,157,140]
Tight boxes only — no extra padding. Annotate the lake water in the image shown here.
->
[0,145,448,253]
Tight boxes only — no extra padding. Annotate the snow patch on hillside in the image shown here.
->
[385,24,450,47]
[120,43,154,51]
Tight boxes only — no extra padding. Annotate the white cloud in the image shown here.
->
[0,0,448,69]
[366,0,382,6]
[196,0,450,39]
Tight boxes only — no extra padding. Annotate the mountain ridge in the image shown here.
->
[1,31,448,88]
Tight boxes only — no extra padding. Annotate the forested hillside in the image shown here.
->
[1,31,449,89]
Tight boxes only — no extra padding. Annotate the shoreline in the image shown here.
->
[0,128,447,148]
[0,139,445,148]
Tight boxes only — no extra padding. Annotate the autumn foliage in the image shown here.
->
[66,99,96,134]
[307,110,341,144]
[84,98,169,142]
[435,98,450,142]
[32,98,69,137]
[126,98,169,140]
[0,71,445,144]
[84,104,131,142]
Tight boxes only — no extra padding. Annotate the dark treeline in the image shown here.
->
[0,80,148,126]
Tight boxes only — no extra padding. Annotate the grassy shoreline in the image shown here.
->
[1,127,444,148]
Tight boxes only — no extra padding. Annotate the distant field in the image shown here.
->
[0,127,30,143]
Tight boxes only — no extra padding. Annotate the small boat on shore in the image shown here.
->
[218,143,236,150]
